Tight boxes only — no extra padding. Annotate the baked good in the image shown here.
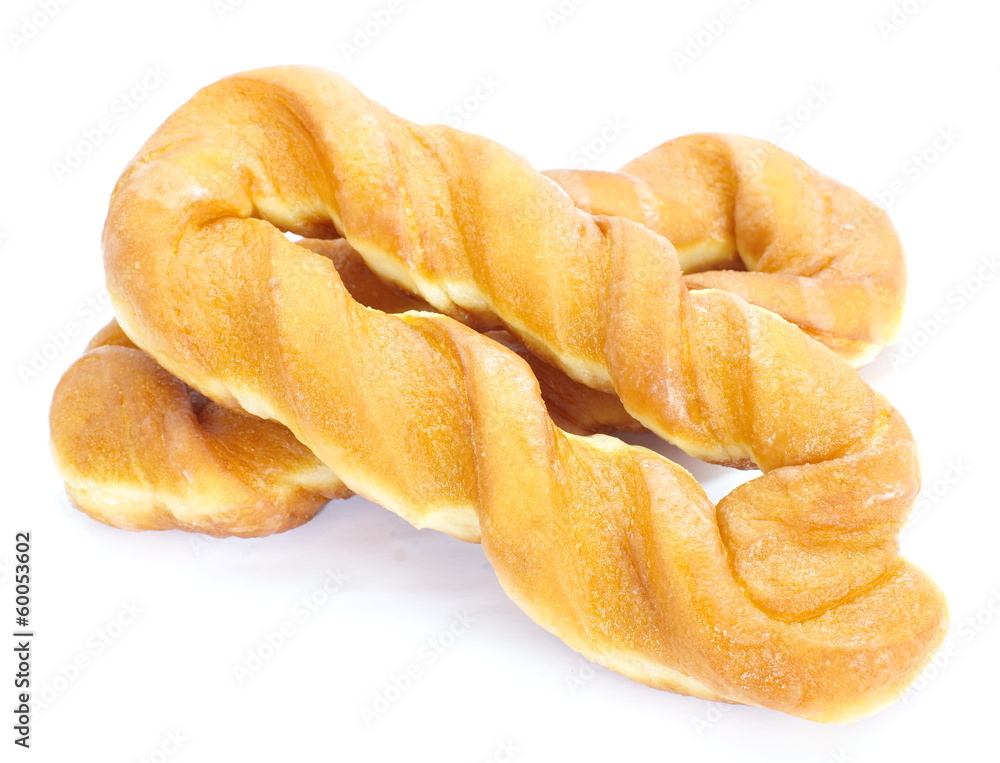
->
[546,133,904,365]
[50,66,945,721]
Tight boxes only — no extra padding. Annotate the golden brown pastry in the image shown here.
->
[50,242,629,537]
[50,66,945,722]
[50,321,348,537]
[546,134,905,366]
[297,239,643,435]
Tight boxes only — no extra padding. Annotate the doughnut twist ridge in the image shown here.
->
[546,133,905,366]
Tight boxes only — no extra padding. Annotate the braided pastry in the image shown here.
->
[51,320,348,536]
[546,133,905,366]
[51,242,629,535]
[50,66,944,721]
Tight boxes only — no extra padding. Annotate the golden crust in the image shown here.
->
[49,66,945,722]
[52,322,347,537]
[305,238,642,436]
[545,133,905,366]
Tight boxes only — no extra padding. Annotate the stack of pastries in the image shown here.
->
[49,66,946,722]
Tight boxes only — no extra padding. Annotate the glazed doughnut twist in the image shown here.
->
[546,133,905,366]
[52,236,645,541]
[51,67,944,722]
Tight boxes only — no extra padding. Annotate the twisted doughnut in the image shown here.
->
[546,133,905,366]
[50,320,348,536]
[50,66,944,721]
[51,242,630,536]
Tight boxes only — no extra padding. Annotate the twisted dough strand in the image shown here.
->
[55,67,944,721]
[50,321,347,536]
[546,133,904,366]
[104,66,913,616]
[53,321,942,722]
[51,242,630,536]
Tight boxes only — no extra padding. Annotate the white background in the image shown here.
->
[2,0,999,761]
